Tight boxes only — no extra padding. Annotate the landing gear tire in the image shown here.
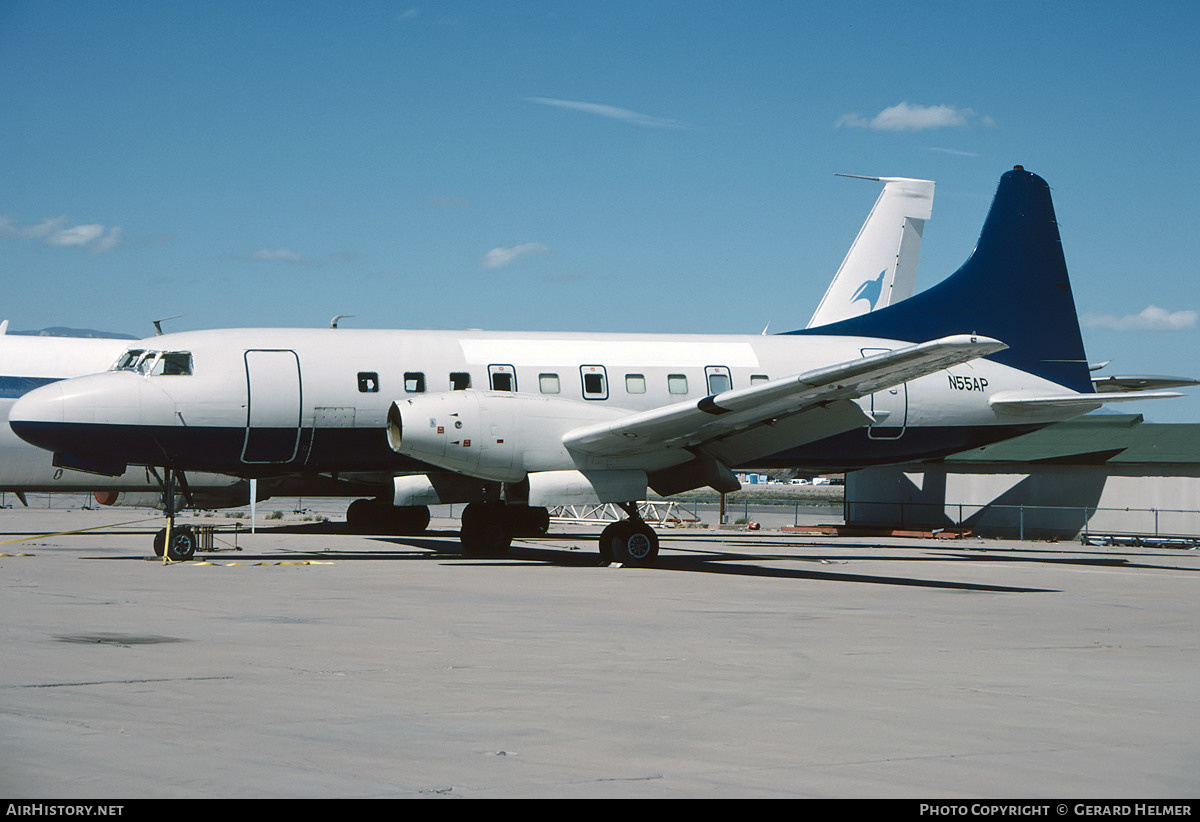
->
[156,526,197,562]
[460,502,512,556]
[598,522,620,563]
[345,498,376,530]
[602,520,659,566]
[505,505,550,537]
[393,505,431,535]
[346,500,430,535]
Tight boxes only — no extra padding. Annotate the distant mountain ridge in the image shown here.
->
[9,327,139,340]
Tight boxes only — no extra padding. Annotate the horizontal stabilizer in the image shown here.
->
[1092,374,1200,393]
[989,390,1182,416]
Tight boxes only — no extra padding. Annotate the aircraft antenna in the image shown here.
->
[834,173,883,182]
[331,315,355,328]
[152,315,183,336]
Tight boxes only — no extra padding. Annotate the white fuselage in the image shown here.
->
[9,326,1080,484]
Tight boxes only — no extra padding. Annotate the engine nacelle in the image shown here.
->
[94,491,169,509]
[392,473,495,506]
[387,391,628,482]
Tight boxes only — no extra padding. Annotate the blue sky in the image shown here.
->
[3,1,1199,421]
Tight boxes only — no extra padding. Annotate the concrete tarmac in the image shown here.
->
[1,504,1197,798]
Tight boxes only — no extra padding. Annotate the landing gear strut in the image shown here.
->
[598,503,659,566]
[150,467,196,561]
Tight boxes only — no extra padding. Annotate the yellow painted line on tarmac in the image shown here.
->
[0,517,163,547]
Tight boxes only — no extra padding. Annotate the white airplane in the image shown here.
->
[10,168,1181,564]
[0,175,927,515]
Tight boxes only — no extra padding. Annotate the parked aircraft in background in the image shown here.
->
[11,168,1184,564]
[806,175,934,327]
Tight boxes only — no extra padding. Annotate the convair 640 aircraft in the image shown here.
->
[10,168,1181,564]
[0,172,928,527]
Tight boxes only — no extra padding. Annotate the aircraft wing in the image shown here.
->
[564,334,1007,461]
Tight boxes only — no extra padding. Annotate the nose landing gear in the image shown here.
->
[153,525,197,561]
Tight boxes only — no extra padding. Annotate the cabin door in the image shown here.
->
[860,348,907,440]
[242,349,302,463]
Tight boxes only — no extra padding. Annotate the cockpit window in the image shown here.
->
[114,350,146,371]
[111,349,193,376]
[153,352,193,376]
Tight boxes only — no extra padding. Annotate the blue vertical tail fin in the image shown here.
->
[788,167,1092,393]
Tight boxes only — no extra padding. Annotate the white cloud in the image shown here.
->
[0,215,123,254]
[928,146,981,158]
[250,248,306,263]
[836,102,980,132]
[1082,305,1198,331]
[91,226,123,254]
[45,223,105,247]
[525,97,685,129]
[481,243,549,269]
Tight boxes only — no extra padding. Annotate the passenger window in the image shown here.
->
[751,374,770,385]
[667,374,688,395]
[580,365,607,400]
[404,372,425,393]
[625,374,646,394]
[358,372,380,393]
[449,372,471,390]
[539,373,560,394]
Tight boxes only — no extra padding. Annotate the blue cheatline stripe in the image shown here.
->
[0,375,61,399]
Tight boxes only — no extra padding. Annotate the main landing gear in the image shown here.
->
[598,503,660,566]
[457,502,551,556]
[456,500,659,565]
[345,499,431,535]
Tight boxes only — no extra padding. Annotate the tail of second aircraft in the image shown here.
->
[789,166,1093,393]
[805,175,934,328]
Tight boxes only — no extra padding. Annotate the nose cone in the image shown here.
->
[9,380,69,450]
[9,372,169,461]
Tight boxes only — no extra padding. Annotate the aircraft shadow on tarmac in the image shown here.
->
[80,520,1195,593]
[145,520,1075,593]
